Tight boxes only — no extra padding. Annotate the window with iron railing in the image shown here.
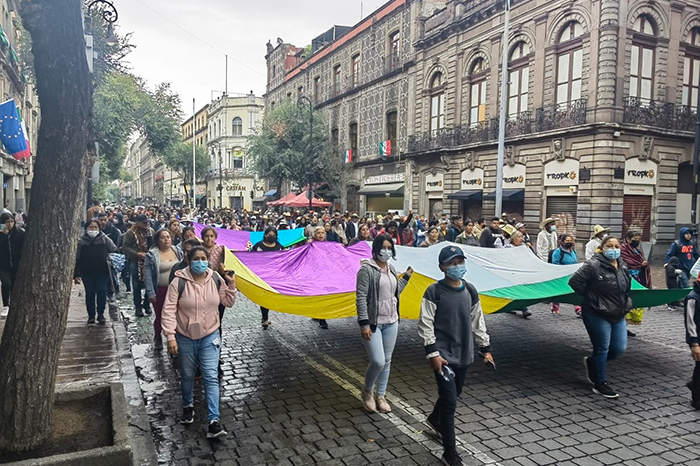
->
[429,72,445,132]
[682,28,700,110]
[630,15,658,104]
[508,42,530,118]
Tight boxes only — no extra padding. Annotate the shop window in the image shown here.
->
[468,59,487,125]
[429,71,445,132]
[630,15,657,103]
[555,21,584,108]
[508,42,530,118]
[683,28,700,110]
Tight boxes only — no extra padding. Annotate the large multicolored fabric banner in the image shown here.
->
[192,223,306,250]
[222,241,689,319]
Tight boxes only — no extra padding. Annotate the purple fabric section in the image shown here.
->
[235,241,372,296]
[193,223,250,250]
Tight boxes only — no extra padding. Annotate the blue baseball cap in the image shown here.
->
[438,245,466,264]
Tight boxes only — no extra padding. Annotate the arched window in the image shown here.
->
[630,15,657,102]
[429,72,445,131]
[232,117,243,136]
[508,42,530,118]
[683,27,700,110]
[469,59,487,125]
[555,21,584,107]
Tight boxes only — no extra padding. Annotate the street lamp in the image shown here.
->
[86,0,119,46]
[297,95,314,212]
[210,142,223,208]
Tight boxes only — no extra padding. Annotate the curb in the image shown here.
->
[111,301,159,466]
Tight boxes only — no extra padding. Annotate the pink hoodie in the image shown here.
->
[161,267,237,342]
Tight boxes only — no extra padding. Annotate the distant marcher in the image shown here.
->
[455,220,479,247]
[665,227,700,288]
[621,230,650,334]
[421,226,442,248]
[348,224,371,246]
[0,212,24,317]
[121,214,154,317]
[479,218,504,248]
[585,225,610,260]
[551,234,582,316]
[536,218,558,262]
[74,219,118,324]
[251,227,283,329]
[569,236,632,399]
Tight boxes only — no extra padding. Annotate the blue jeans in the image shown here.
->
[129,262,148,312]
[680,270,690,288]
[581,310,627,384]
[176,331,221,422]
[82,273,110,319]
[362,321,399,396]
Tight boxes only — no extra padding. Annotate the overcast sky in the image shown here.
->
[116,0,388,118]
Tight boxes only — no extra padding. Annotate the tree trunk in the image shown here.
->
[0,0,94,451]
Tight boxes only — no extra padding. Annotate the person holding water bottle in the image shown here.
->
[419,245,494,466]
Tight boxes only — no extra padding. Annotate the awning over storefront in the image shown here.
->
[263,189,277,197]
[357,183,404,196]
[252,196,268,203]
[483,189,524,201]
[447,190,483,201]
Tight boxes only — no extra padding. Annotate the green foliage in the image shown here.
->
[118,167,133,183]
[138,82,182,155]
[162,142,210,195]
[247,100,330,190]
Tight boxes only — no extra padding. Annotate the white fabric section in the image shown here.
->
[470,301,490,348]
[687,299,698,340]
[418,298,437,347]
[388,242,581,292]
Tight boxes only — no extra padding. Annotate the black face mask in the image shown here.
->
[630,240,640,248]
[564,242,574,249]
[266,235,277,243]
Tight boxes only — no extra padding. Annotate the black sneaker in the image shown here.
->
[135,309,144,317]
[318,319,329,329]
[97,315,106,325]
[207,420,227,439]
[583,356,596,385]
[180,406,194,424]
[593,382,619,399]
[426,414,442,439]
[153,336,163,350]
[522,309,532,318]
[144,306,152,315]
[87,317,96,324]
[441,450,463,466]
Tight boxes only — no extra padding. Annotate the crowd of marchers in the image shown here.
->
[13,199,696,466]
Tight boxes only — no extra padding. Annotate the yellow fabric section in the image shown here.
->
[224,246,514,320]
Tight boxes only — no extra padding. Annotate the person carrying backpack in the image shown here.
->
[161,245,237,439]
[665,227,700,288]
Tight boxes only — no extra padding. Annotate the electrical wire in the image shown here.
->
[130,0,265,77]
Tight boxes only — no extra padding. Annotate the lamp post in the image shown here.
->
[297,95,314,212]
[691,71,700,240]
[83,0,118,217]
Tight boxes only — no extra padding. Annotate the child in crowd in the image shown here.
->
[419,245,495,466]
[684,276,700,410]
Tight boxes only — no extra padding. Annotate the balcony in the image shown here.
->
[623,97,696,132]
[407,100,587,153]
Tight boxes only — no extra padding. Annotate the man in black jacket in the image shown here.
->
[479,217,503,248]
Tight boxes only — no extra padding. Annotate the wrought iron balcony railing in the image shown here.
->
[623,97,696,132]
[407,100,587,153]
[385,54,401,74]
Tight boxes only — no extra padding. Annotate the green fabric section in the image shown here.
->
[280,235,305,248]
[483,274,691,313]
[0,26,8,47]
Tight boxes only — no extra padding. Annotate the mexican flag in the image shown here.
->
[344,149,352,163]
[379,140,391,157]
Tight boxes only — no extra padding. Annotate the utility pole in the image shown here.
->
[219,149,223,208]
[495,0,511,217]
[192,98,196,210]
[692,72,700,239]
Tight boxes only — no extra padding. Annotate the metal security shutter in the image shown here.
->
[623,195,652,241]
[546,197,578,237]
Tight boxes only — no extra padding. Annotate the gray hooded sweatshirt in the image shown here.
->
[356,258,411,330]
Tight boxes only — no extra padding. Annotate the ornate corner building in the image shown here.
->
[265,0,699,248]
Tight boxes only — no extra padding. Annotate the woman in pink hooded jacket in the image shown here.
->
[161,245,237,439]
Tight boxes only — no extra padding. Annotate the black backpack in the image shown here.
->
[548,249,556,264]
[177,272,223,299]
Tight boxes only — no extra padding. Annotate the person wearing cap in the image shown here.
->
[536,218,558,262]
[419,245,494,466]
[586,225,610,260]
[515,222,533,252]
[121,214,155,317]
[370,216,384,239]
[346,213,360,240]
[479,217,505,248]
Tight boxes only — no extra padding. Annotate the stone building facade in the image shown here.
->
[265,0,699,252]
[204,93,265,211]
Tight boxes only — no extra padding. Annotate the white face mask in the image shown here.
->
[87,230,99,238]
[377,249,392,262]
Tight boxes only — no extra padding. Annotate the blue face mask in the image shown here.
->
[550,226,556,232]
[446,263,467,281]
[604,248,621,260]
[191,260,209,275]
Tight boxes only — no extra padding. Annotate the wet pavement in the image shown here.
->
[0,286,122,390]
[121,266,700,466]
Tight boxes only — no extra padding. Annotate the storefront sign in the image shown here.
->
[624,157,657,185]
[502,164,526,188]
[425,173,444,192]
[624,185,654,195]
[364,173,404,185]
[460,168,484,190]
[544,158,579,187]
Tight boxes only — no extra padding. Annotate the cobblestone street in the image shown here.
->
[121,282,700,466]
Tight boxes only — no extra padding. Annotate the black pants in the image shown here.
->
[218,303,226,338]
[428,365,469,453]
[261,307,269,321]
[129,262,149,312]
[0,267,17,307]
[692,362,700,401]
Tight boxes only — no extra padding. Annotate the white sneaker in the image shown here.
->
[361,388,376,412]
[1,306,8,317]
